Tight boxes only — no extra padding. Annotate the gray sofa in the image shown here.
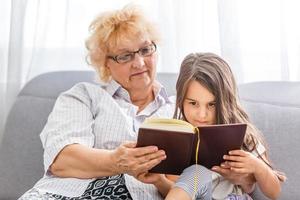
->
[0,71,299,199]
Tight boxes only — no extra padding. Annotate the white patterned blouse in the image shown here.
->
[19,79,175,200]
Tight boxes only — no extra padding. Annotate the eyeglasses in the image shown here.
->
[107,42,157,64]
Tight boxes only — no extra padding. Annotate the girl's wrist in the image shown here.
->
[154,174,174,188]
[253,158,269,179]
[154,175,174,197]
[239,173,256,193]
[153,174,167,185]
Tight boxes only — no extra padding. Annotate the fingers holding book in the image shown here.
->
[111,141,167,176]
[222,150,258,174]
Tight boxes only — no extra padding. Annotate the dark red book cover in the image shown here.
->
[136,123,247,175]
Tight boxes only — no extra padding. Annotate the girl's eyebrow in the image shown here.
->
[185,98,197,101]
[186,97,216,103]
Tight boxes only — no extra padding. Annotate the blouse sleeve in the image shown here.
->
[251,141,266,158]
[40,83,96,173]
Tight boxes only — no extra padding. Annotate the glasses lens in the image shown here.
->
[113,43,156,63]
[116,53,133,63]
[139,44,156,57]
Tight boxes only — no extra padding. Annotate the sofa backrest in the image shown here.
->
[239,82,300,200]
[0,71,93,199]
[0,71,299,199]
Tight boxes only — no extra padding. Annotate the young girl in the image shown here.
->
[138,52,285,200]
[171,52,287,200]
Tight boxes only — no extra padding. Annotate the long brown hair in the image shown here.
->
[174,52,286,181]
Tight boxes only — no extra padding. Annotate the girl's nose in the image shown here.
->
[197,107,207,119]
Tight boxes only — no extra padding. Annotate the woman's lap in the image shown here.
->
[19,175,132,200]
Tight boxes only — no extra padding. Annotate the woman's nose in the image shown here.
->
[132,54,145,68]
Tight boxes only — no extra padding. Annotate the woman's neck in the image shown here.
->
[129,86,154,112]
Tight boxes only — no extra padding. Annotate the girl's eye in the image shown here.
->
[208,102,216,108]
[189,101,197,106]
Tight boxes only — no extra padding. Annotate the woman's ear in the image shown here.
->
[104,58,111,74]
[103,66,111,78]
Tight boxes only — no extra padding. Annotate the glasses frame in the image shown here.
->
[107,42,157,64]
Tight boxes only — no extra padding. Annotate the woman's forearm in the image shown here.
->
[49,144,118,178]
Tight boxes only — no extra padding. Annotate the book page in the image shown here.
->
[141,118,195,133]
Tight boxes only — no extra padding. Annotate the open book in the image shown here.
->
[136,118,247,175]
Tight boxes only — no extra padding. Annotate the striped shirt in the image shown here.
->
[21,79,175,200]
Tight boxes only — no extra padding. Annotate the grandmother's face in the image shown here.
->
[106,38,157,93]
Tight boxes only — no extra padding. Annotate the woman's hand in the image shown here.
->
[111,141,166,177]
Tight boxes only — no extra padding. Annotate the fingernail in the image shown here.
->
[212,167,217,170]
[152,146,158,151]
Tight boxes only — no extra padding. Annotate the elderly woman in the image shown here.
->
[19,5,175,200]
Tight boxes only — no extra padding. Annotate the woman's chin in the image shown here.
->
[132,79,152,90]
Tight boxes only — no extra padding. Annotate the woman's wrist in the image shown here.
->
[107,149,122,175]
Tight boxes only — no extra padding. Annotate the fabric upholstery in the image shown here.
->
[239,82,300,200]
[0,72,298,199]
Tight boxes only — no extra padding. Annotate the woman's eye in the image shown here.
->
[118,54,132,62]
[140,47,151,55]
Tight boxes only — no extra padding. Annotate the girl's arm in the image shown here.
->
[223,150,281,200]
[136,173,175,197]
[252,154,281,199]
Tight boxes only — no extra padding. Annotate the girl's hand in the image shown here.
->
[212,164,253,185]
[212,150,257,189]
[221,150,282,199]
[111,141,166,177]
[137,172,175,197]
[222,149,260,174]
[136,171,166,184]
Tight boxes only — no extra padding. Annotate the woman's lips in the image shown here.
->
[131,70,147,77]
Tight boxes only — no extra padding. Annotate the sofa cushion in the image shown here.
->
[239,81,300,199]
[0,72,298,199]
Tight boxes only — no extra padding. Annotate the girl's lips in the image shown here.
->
[195,121,209,126]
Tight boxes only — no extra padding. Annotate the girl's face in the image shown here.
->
[183,80,217,126]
